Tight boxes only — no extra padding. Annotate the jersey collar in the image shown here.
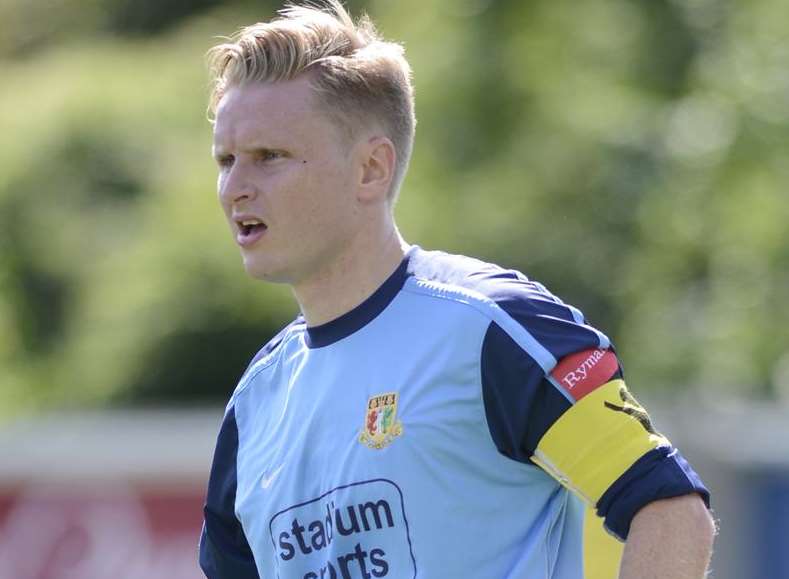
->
[303,250,414,348]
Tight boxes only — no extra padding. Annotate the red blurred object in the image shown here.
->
[0,486,205,579]
[0,411,222,579]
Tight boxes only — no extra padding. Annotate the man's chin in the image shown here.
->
[242,258,290,284]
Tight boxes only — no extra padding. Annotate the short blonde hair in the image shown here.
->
[207,1,416,201]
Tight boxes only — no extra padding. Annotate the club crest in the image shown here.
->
[359,392,403,450]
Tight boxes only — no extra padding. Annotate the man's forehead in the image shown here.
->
[213,78,329,145]
[216,78,318,122]
[214,80,338,153]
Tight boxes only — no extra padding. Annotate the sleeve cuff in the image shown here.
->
[597,446,711,541]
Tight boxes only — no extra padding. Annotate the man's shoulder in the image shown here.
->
[407,247,606,359]
[407,247,565,312]
[225,316,305,410]
[246,316,305,370]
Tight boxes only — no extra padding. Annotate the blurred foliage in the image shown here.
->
[1,0,788,419]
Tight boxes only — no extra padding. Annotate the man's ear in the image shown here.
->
[357,136,396,203]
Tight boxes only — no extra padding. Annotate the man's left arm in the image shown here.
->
[475,280,714,576]
[619,494,716,579]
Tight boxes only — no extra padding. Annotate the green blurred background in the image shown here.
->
[1,0,788,420]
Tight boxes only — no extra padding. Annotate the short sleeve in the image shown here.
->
[199,406,260,578]
[479,282,710,541]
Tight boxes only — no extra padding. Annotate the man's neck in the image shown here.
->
[292,227,409,327]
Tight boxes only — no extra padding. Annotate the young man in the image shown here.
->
[200,2,715,578]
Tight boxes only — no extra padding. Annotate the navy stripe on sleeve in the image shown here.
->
[199,406,259,579]
[596,447,711,541]
[480,321,573,462]
[494,294,606,363]
[480,320,623,463]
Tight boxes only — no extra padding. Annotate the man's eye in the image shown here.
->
[217,155,235,168]
[258,151,282,162]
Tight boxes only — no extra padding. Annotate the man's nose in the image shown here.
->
[219,164,258,205]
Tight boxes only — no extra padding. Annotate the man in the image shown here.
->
[199,2,716,578]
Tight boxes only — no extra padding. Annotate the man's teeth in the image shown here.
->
[241,220,262,226]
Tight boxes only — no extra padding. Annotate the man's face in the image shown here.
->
[212,76,362,285]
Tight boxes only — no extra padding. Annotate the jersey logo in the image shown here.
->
[603,384,658,435]
[260,464,285,489]
[551,348,619,401]
[359,392,403,450]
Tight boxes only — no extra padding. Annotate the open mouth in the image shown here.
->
[236,218,268,246]
[239,219,267,236]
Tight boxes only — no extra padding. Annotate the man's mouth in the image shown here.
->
[236,218,268,247]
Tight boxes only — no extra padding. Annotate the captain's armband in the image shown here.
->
[533,349,669,505]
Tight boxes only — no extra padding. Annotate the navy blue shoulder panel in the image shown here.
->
[481,321,622,464]
[199,406,259,578]
[597,447,711,541]
[480,322,573,462]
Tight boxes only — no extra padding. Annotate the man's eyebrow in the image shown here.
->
[241,144,281,153]
[218,145,287,159]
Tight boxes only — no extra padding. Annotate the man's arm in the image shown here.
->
[619,494,716,579]
[200,406,260,579]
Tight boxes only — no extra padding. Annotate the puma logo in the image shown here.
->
[604,385,657,435]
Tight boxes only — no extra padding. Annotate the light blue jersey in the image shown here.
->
[200,247,708,579]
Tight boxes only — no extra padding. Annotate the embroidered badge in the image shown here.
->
[359,392,403,450]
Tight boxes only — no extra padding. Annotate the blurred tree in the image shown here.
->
[106,0,232,36]
[0,0,787,418]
